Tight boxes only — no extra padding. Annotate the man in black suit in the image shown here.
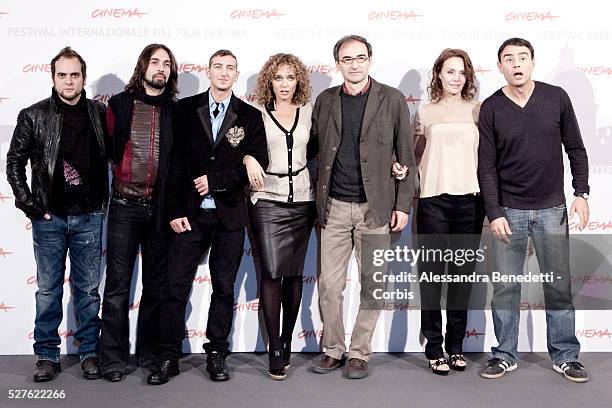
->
[147,50,268,385]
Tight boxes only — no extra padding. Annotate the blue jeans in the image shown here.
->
[491,204,580,365]
[32,211,103,363]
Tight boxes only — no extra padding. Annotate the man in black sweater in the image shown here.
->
[478,38,590,383]
[6,47,107,382]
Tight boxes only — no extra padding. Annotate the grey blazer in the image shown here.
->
[311,79,416,227]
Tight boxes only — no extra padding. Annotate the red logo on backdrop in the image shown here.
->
[0,248,14,257]
[576,328,612,339]
[230,9,285,19]
[504,11,559,22]
[519,301,545,310]
[0,97,10,104]
[306,64,339,74]
[178,63,209,74]
[233,300,259,312]
[382,302,418,311]
[28,329,74,340]
[405,94,421,105]
[0,302,16,312]
[91,8,148,18]
[193,274,212,284]
[474,66,492,75]
[577,66,612,76]
[238,94,257,103]
[569,220,612,231]
[0,192,14,202]
[572,274,612,285]
[22,64,51,73]
[368,11,423,21]
[185,328,207,338]
[298,329,324,339]
[93,94,114,103]
[303,275,318,285]
[465,328,485,339]
[128,301,140,310]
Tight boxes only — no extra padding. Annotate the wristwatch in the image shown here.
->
[574,192,589,200]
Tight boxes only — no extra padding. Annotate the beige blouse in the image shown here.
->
[414,100,481,198]
[250,103,315,204]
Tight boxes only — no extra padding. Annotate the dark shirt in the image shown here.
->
[50,90,101,215]
[330,86,370,202]
[477,81,590,221]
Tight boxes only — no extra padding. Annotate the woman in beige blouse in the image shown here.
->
[414,49,486,375]
[243,53,316,380]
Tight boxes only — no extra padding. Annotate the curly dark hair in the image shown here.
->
[254,53,311,106]
[428,48,477,102]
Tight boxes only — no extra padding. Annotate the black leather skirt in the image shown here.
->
[248,199,316,279]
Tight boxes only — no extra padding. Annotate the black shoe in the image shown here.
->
[103,371,124,382]
[33,360,61,382]
[81,357,101,380]
[269,350,286,380]
[206,352,229,381]
[281,341,291,368]
[147,359,180,385]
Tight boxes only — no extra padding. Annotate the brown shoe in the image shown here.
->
[312,354,345,373]
[345,358,369,379]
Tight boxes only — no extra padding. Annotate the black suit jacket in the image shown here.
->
[167,91,268,230]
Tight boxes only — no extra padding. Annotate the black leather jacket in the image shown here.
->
[6,94,108,219]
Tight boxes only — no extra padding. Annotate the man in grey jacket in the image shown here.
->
[310,35,415,379]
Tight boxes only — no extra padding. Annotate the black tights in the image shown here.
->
[259,276,303,352]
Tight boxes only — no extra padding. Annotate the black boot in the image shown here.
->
[81,357,101,380]
[147,359,180,385]
[33,360,61,382]
[281,341,291,368]
[206,352,229,381]
[268,350,286,380]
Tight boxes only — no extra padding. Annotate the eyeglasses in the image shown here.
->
[338,55,369,65]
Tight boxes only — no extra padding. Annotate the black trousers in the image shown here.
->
[158,209,245,360]
[100,197,169,373]
[417,194,485,359]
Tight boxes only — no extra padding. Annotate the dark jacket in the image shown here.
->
[106,91,176,231]
[167,91,268,231]
[6,94,108,219]
[311,79,416,226]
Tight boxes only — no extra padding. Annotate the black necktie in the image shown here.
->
[212,102,220,118]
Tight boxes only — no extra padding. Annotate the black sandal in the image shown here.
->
[449,354,467,371]
[428,358,450,376]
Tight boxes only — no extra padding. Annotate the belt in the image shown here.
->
[265,165,307,178]
[112,191,153,206]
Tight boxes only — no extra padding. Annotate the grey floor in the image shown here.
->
[0,353,610,408]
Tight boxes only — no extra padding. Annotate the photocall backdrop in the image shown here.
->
[0,0,611,355]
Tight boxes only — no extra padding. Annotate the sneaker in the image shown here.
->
[480,357,517,379]
[553,361,589,383]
